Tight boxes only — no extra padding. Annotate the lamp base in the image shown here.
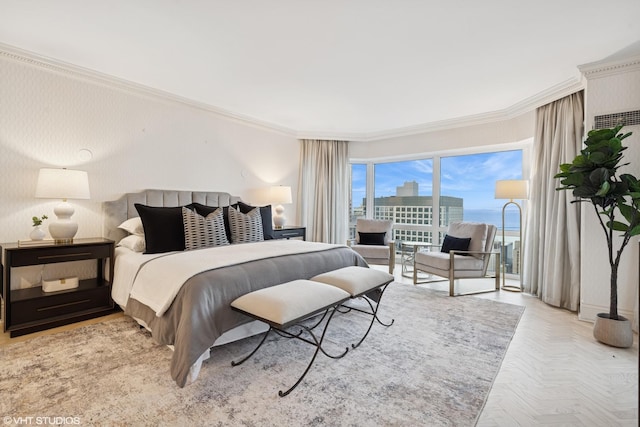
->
[273,204,286,229]
[501,285,523,293]
[49,201,78,244]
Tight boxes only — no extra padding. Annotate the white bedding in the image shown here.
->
[123,240,344,317]
[112,247,165,309]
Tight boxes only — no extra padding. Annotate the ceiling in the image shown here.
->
[1,1,639,140]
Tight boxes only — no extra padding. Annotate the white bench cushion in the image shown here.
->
[311,266,394,296]
[231,279,350,326]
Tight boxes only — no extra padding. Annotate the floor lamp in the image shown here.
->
[495,179,529,292]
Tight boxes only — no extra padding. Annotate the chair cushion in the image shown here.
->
[350,244,390,259]
[415,251,484,271]
[440,235,471,255]
[358,231,386,245]
[311,266,394,296]
[447,222,488,259]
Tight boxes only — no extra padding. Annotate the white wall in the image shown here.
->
[349,112,534,159]
[579,55,640,325]
[0,51,300,245]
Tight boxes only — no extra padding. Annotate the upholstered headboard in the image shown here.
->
[102,189,242,243]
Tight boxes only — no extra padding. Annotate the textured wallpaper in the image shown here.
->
[581,64,640,323]
[0,51,299,288]
[0,52,300,239]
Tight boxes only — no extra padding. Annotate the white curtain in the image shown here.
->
[297,139,349,244]
[523,91,584,311]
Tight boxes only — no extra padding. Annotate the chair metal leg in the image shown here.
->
[494,252,501,291]
[449,251,502,297]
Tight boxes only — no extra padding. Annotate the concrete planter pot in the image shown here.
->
[593,313,633,348]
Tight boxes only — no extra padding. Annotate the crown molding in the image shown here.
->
[579,54,640,79]
[301,77,585,142]
[0,43,298,138]
[1,42,587,143]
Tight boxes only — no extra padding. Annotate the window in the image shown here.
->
[440,150,523,275]
[440,151,523,229]
[349,163,367,239]
[350,145,526,277]
[373,159,433,243]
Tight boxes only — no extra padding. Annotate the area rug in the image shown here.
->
[0,283,523,426]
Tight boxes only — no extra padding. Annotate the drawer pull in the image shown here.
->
[37,299,91,311]
[37,252,93,260]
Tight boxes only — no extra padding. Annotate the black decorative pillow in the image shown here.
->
[134,203,194,254]
[228,205,264,244]
[238,201,275,240]
[192,202,238,243]
[182,207,229,250]
[440,235,471,255]
[358,232,386,246]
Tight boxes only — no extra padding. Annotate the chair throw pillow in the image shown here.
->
[182,207,230,250]
[358,231,386,246]
[228,205,264,244]
[440,234,471,255]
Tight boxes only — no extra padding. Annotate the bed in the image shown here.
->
[103,189,367,387]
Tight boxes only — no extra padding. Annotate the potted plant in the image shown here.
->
[555,124,640,348]
[30,214,48,241]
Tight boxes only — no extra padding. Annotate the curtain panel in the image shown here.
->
[523,91,584,311]
[297,139,349,244]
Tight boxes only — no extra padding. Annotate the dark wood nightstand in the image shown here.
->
[273,226,306,241]
[0,237,116,337]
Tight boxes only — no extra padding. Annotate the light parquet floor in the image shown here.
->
[1,272,638,426]
[393,272,639,427]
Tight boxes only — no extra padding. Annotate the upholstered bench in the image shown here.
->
[311,266,395,348]
[230,279,351,397]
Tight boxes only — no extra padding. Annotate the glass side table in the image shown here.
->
[399,241,434,282]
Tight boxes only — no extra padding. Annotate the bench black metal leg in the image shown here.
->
[348,282,394,349]
[231,329,271,367]
[231,307,348,397]
[278,307,344,397]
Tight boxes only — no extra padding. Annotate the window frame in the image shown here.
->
[350,138,532,243]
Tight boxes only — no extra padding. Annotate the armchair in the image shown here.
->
[348,219,395,274]
[413,222,500,296]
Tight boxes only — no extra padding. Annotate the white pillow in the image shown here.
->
[117,235,146,252]
[118,217,144,236]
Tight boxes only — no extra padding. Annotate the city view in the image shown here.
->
[350,150,524,275]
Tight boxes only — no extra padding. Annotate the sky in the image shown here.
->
[352,150,523,212]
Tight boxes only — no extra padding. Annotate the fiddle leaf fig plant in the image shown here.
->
[555,124,640,320]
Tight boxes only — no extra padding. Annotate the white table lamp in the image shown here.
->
[495,179,529,292]
[35,168,90,244]
[270,186,292,229]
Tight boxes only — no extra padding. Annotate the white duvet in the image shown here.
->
[124,239,343,317]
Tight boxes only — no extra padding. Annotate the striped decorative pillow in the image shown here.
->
[228,205,264,244]
[182,207,229,250]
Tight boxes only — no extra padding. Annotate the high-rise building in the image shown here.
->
[349,181,463,243]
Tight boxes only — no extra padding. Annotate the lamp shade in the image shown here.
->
[495,180,529,200]
[35,168,90,200]
[270,186,292,204]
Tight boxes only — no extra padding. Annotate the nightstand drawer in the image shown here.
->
[10,283,111,326]
[10,244,111,267]
[273,226,306,240]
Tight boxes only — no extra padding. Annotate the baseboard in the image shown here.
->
[579,303,635,323]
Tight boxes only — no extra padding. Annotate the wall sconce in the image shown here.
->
[35,168,90,244]
[495,179,529,292]
[270,186,292,229]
